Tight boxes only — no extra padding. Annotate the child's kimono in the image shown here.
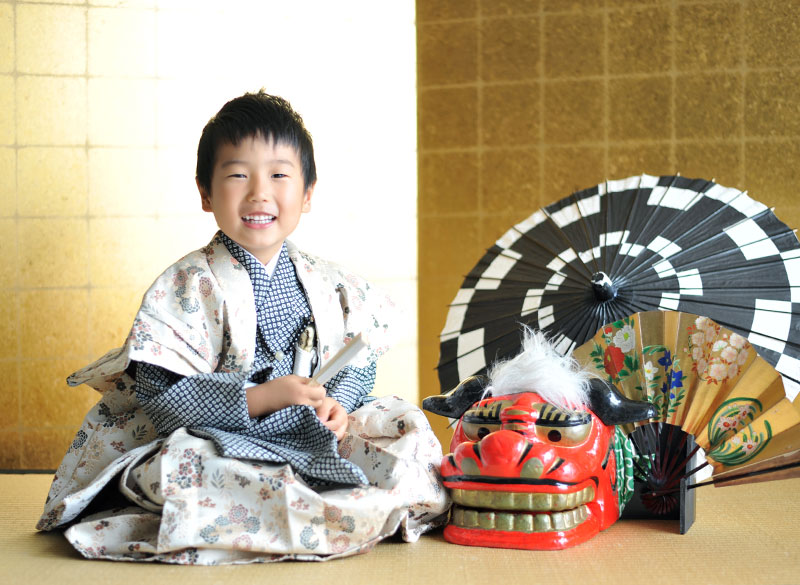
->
[36,232,449,564]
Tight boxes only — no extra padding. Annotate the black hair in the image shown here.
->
[196,90,317,192]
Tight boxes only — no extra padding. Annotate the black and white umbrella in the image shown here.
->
[437,174,800,399]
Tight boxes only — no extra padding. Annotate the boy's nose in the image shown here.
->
[248,173,271,201]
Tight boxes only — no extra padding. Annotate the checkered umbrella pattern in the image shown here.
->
[437,174,800,397]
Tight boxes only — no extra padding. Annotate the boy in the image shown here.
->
[37,91,448,563]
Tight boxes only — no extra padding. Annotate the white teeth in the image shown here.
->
[242,215,275,224]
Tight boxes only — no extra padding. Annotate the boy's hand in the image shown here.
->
[316,397,348,441]
[246,375,326,417]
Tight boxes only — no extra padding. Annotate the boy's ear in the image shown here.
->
[302,182,315,213]
[197,177,212,212]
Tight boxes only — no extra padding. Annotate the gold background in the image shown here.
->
[416,0,800,446]
[2,0,800,468]
[0,0,418,469]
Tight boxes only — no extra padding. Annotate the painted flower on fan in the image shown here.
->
[708,362,728,381]
[728,363,740,379]
[692,346,703,360]
[695,357,707,376]
[603,345,625,377]
[741,436,758,454]
[695,316,712,330]
[670,369,684,389]
[613,325,636,353]
[720,345,738,364]
[658,350,673,368]
[701,316,719,337]
[716,416,737,432]
[729,332,748,349]
[691,331,705,347]
[713,339,728,353]
[644,360,657,381]
[737,349,749,365]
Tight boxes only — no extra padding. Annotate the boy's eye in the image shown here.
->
[272,173,288,179]
[227,173,247,179]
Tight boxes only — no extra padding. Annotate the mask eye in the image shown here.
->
[461,400,513,441]
[533,405,593,446]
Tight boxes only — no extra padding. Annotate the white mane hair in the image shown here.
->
[487,327,591,410]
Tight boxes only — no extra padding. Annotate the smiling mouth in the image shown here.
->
[242,214,275,225]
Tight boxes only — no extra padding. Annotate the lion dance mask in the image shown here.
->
[424,330,655,550]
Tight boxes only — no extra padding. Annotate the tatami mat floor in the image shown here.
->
[2,473,799,585]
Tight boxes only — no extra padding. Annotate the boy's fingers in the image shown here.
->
[315,400,333,417]
[309,386,326,403]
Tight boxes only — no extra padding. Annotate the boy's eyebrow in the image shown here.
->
[219,159,296,168]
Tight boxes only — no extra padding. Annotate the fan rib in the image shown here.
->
[689,459,800,489]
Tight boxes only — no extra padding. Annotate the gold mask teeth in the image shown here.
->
[451,504,590,533]
[450,486,595,512]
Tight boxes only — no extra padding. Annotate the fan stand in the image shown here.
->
[620,424,699,534]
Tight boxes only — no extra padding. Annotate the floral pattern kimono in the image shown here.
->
[36,233,449,564]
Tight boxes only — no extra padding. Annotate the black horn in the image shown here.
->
[587,378,656,426]
[422,375,489,419]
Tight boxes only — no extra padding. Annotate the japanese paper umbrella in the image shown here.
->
[437,174,800,397]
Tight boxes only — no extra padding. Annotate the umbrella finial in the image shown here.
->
[591,271,616,302]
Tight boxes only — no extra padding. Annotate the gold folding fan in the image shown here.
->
[572,310,800,494]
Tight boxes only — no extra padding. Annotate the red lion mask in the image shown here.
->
[424,376,654,550]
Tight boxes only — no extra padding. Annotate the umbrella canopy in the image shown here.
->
[437,174,800,398]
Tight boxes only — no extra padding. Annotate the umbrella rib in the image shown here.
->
[445,291,585,313]
[629,226,793,286]
[627,283,800,296]
[610,175,683,278]
[537,207,597,280]
[624,238,799,289]
[463,273,593,294]
[480,250,594,283]
[568,186,603,276]
[601,177,612,275]
[606,174,661,278]
[441,292,598,339]
[489,226,596,283]
[615,176,715,279]
[438,296,601,358]
[622,193,784,283]
[556,305,612,353]
[605,174,645,278]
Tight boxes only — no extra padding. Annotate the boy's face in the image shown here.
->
[198,135,314,265]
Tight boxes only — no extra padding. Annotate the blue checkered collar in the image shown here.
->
[219,233,289,307]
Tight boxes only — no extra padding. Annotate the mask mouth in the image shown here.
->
[448,486,594,533]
